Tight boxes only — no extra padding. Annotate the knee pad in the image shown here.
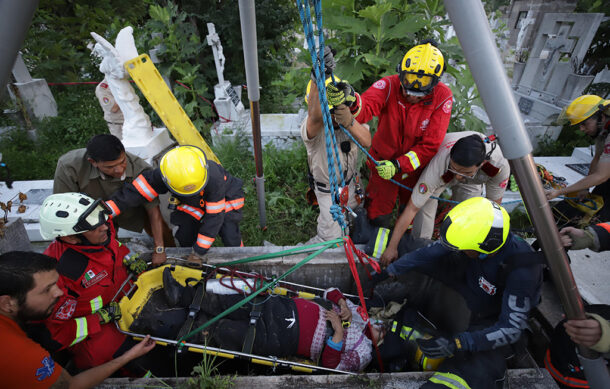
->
[370,213,393,229]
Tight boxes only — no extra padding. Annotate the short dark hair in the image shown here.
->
[0,251,57,305]
[87,134,125,162]
[450,134,486,167]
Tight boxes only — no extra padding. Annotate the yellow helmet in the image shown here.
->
[440,197,510,255]
[399,42,444,96]
[160,145,208,196]
[558,95,610,125]
[414,347,444,371]
[305,76,343,108]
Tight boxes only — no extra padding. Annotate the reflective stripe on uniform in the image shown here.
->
[429,372,471,389]
[205,200,226,214]
[70,317,88,346]
[372,227,390,258]
[196,234,214,249]
[177,204,204,221]
[133,174,158,202]
[90,296,103,313]
[405,151,420,170]
[105,200,121,218]
[225,197,245,212]
[390,321,423,341]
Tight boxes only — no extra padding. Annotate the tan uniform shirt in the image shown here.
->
[53,149,158,232]
[411,131,510,209]
[301,118,359,186]
[301,118,360,241]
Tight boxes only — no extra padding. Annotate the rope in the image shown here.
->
[175,240,338,346]
[297,0,348,231]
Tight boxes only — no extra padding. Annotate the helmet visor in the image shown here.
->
[73,198,111,233]
[402,72,436,95]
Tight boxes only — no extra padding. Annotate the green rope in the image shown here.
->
[176,239,340,347]
[212,237,343,268]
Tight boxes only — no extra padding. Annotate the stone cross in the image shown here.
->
[206,23,225,86]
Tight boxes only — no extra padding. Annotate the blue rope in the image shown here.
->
[297,0,347,229]
[297,1,537,211]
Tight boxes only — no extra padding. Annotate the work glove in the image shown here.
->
[564,227,596,251]
[416,336,461,359]
[376,160,399,180]
[326,81,356,109]
[98,301,122,324]
[123,253,148,275]
[333,105,354,128]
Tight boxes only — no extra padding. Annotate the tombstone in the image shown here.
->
[7,52,58,121]
[206,23,245,122]
[90,27,174,163]
[0,218,32,253]
[512,12,604,147]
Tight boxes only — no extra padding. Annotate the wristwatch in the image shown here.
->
[155,246,165,254]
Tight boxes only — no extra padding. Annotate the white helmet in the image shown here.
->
[39,193,111,240]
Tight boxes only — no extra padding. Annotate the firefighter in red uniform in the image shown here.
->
[105,145,245,256]
[355,40,453,227]
[38,192,147,370]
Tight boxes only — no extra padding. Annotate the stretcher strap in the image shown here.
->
[175,281,206,352]
[242,295,264,354]
[176,240,339,347]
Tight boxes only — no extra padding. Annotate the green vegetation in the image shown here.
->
[182,350,234,389]
[214,136,317,246]
[0,86,104,180]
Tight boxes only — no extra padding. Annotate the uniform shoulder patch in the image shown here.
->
[373,79,387,90]
[54,299,77,320]
[418,183,428,194]
[57,249,89,281]
[442,99,452,114]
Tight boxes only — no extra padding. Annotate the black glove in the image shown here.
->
[416,336,461,359]
[363,269,390,297]
[323,45,336,76]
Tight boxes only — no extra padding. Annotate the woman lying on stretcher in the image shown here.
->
[129,268,386,373]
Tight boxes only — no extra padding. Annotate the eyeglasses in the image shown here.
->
[73,198,112,233]
[447,163,480,179]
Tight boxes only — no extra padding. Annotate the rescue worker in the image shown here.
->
[106,145,245,257]
[354,40,453,228]
[545,222,610,387]
[95,79,124,139]
[547,95,610,222]
[53,134,172,265]
[38,192,148,370]
[0,251,155,388]
[560,221,610,354]
[368,197,543,387]
[380,132,510,266]
[302,66,371,243]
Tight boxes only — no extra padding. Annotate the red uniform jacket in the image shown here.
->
[356,75,453,175]
[42,222,130,369]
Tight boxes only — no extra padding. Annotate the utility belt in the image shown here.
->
[308,173,354,194]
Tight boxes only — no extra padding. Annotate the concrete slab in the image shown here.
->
[97,368,559,388]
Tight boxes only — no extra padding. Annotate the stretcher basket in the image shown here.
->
[115,260,359,375]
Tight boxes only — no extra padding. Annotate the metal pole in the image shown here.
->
[0,0,39,102]
[444,1,609,387]
[238,0,266,229]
